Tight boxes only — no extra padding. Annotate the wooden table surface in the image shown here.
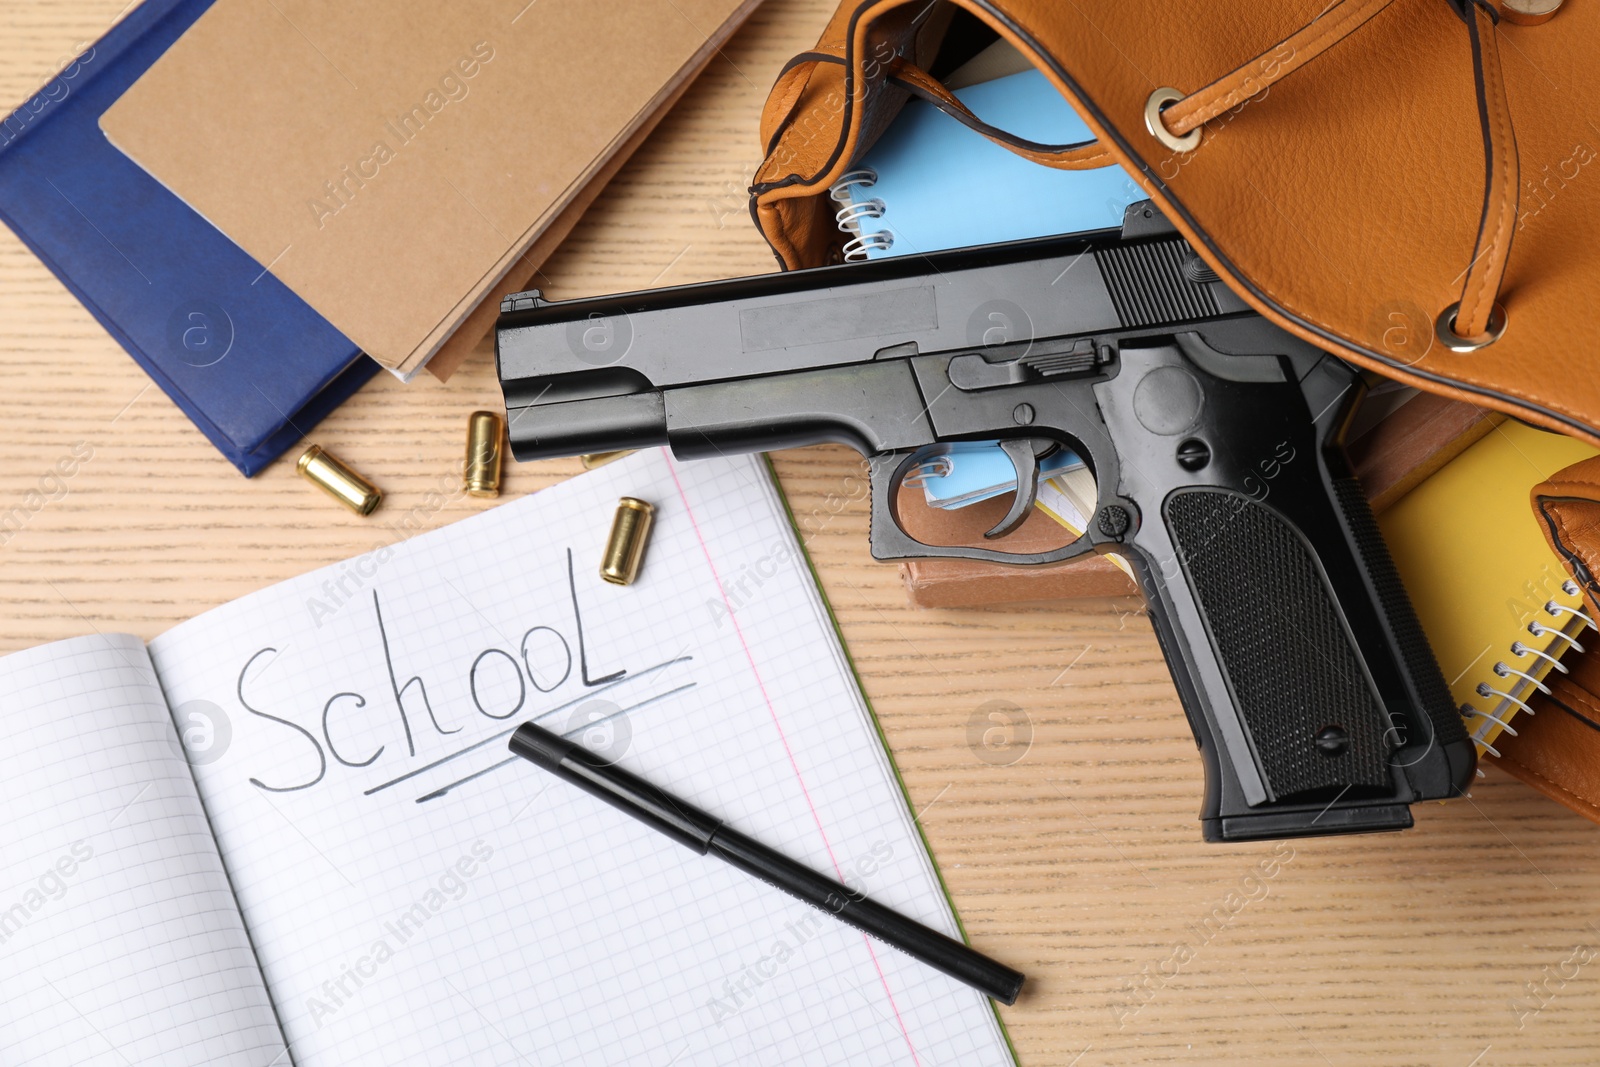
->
[5,3,1600,1064]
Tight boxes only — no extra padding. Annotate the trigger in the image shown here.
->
[984,438,1052,540]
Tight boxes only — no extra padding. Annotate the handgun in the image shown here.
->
[495,204,1476,842]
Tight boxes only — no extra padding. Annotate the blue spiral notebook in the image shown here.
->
[0,0,376,476]
[833,68,1144,260]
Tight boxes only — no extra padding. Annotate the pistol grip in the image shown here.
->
[1172,488,1393,782]
[1132,479,1472,842]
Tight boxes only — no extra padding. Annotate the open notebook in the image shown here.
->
[0,451,1013,1066]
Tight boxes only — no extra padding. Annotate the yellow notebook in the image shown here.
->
[1380,421,1599,757]
[1036,468,1134,578]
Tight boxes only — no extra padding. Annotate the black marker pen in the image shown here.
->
[509,721,1025,1005]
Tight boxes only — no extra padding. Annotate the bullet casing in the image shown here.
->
[581,450,635,470]
[298,445,382,515]
[465,410,505,498]
[600,497,655,585]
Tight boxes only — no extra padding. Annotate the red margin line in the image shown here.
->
[663,452,922,1066]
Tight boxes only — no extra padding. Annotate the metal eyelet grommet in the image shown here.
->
[1500,0,1563,26]
[1145,88,1200,153]
[1435,301,1508,352]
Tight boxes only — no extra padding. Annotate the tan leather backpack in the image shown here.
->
[750,0,1599,446]
[751,0,1600,824]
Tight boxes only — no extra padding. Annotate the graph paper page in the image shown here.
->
[0,633,287,1066]
[150,450,1013,1066]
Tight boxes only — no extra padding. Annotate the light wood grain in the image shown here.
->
[4,3,1600,1065]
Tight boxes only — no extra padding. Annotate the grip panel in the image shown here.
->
[1165,489,1393,799]
[1330,478,1469,751]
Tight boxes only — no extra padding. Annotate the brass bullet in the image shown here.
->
[297,444,382,516]
[464,410,505,498]
[600,497,655,586]
[581,450,635,470]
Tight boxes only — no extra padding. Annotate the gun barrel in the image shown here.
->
[510,391,667,461]
[496,230,1227,461]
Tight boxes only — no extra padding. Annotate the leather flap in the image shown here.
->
[1531,455,1600,614]
[753,0,1600,446]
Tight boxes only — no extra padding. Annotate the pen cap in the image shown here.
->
[508,721,576,770]
[509,723,720,853]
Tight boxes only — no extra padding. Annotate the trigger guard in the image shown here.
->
[866,450,1105,566]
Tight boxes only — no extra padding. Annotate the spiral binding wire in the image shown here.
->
[830,168,878,204]
[843,232,895,260]
[1528,619,1586,652]
[1510,640,1568,674]
[1493,660,1550,695]
[835,198,887,229]
[901,455,952,490]
[829,168,894,260]
[1547,599,1598,629]
[1476,681,1537,718]
[1460,579,1596,772]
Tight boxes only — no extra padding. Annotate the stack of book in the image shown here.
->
[0,0,760,473]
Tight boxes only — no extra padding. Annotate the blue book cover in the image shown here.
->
[0,0,376,476]
[842,68,1144,259]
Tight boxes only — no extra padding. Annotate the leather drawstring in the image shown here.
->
[887,59,1112,169]
[1454,1,1518,342]
[1157,0,1397,137]
[1148,0,1517,346]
